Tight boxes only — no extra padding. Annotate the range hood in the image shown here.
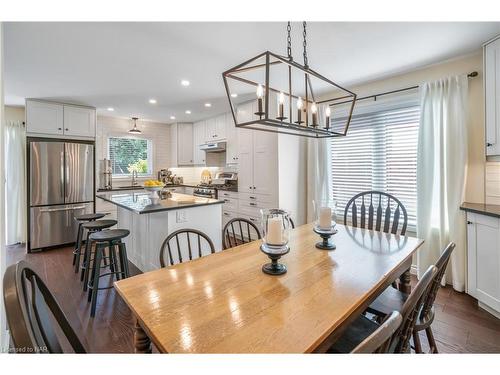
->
[200,141,226,153]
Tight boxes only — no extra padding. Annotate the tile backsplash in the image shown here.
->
[169,165,237,185]
[486,162,500,205]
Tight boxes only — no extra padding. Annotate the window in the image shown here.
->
[108,137,153,176]
[330,102,419,231]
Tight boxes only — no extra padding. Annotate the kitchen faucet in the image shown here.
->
[131,170,138,186]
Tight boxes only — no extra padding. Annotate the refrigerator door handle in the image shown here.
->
[39,205,87,213]
[60,150,65,200]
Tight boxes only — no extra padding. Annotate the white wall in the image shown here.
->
[96,115,171,186]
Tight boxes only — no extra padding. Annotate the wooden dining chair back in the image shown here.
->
[344,191,408,235]
[352,311,403,353]
[391,265,437,353]
[420,242,455,319]
[160,229,216,267]
[222,218,261,250]
[3,261,86,353]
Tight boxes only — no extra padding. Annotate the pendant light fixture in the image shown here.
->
[128,117,141,134]
[222,22,357,138]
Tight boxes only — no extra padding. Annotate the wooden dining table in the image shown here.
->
[114,223,423,353]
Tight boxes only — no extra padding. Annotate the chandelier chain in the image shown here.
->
[287,22,292,60]
[303,21,308,68]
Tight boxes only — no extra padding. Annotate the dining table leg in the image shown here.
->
[134,319,152,353]
[399,267,412,294]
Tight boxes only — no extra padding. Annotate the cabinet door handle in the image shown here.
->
[253,186,256,190]
[224,212,230,216]
[249,203,256,206]
[486,142,493,147]
[224,199,230,203]
[249,196,256,199]
[65,128,69,131]
[467,221,473,225]
[58,127,62,130]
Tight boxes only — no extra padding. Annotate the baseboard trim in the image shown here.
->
[478,302,500,320]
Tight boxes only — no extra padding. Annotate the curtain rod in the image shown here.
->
[330,71,478,106]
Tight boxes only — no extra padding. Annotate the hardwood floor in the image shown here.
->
[6,243,500,353]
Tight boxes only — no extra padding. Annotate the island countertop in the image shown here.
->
[96,191,223,214]
[460,202,500,219]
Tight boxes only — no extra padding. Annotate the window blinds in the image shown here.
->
[108,137,152,176]
[330,105,420,231]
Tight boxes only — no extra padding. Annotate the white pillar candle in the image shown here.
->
[267,217,283,245]
[319,207,332,229]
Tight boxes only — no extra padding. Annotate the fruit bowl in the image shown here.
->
[143,186,164,193]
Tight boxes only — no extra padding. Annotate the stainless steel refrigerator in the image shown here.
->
[28,139,94,251]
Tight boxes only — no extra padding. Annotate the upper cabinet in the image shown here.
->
[193,121,206,165]
[26,100,64,136]
[26,99,96,139]
[485,37,500,156]
[63,105,96,138]
[205,114,226,142]
[177,123,194,165]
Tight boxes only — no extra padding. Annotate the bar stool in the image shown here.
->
[87,229,130,317]
[80,219,117,290]
[72,213,106,273]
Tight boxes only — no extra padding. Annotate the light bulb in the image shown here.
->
[279,92,285,104]
[256,84,264,98]
[325,106,331,116]
[297,97,303,110]
[311,102,318,114]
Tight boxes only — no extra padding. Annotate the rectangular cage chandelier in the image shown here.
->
[222,22,357,138]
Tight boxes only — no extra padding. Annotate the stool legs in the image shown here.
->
[72,222,83,267]
[82,231,93,287]
[90,243,104,317]
[118,241,130,278]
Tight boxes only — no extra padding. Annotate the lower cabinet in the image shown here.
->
[466,212,500,317]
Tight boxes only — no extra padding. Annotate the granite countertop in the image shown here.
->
[460,202,500,219]
[96,191,223,214]
[97,183,238,193]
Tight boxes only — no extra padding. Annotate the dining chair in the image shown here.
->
[159,228,216,267]
[344,191,408,236]
[328,265,437,353]
[3,261,86,353]
[368,242,455,353]
[351,311,402,353]
[222,218,261,250]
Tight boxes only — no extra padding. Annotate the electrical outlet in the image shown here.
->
[176,210,188,223]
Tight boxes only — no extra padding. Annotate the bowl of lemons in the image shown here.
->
[143,180,165,192]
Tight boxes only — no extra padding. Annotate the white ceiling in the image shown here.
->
[4,22,500,123]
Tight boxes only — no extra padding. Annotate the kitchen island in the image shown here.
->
[97,191,223,272]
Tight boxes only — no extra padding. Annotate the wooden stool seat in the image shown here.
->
[90,229,130,242]
[75,212,106,221]
[366,285,408,317]
[82,219,117,230]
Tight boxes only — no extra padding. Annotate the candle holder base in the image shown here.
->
[313,226,338,251]
[260,244,289,276]
[294,120,304,125]
[254,111,265,117]
[276,116,288,121]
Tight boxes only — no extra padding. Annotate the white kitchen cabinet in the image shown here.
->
[466,211,500,317]
[205,117,217,142]
[26,100,64,136]
[215,114,226,140]
[63,105,96,138]
[177,123,194,165]
[26,99,96,139]
[485,36,500,156]
[225,113,239,164]
[193,121,206,165]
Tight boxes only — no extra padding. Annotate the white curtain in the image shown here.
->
[4,120,26,245]
[417,75,468,292]
[306,104,332,222]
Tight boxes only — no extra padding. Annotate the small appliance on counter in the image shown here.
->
[157,169,172,184]
[99,158,113,190]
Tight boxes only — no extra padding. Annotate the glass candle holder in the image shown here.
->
[313,199,337,232]
[312,199,338,250]
[260,208,292,275]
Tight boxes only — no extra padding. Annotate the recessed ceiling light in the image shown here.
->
[107,107,114,111]
[181,80,190,87]
[231,93,238,98]
[149,99,157,104]
[170,116,176,120]
[204,103,212,108]
[185,110,192,114]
